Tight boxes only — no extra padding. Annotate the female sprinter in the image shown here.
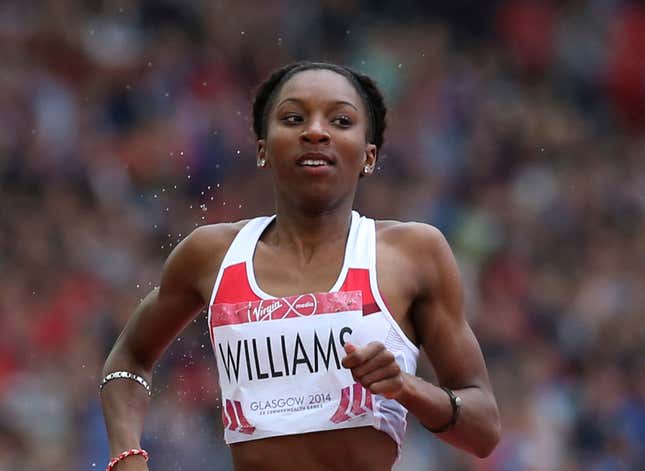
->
[100,61,501,471]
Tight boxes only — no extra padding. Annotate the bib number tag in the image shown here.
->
[210,291,376,442]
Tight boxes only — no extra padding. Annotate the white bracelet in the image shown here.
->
[100,371,151,397]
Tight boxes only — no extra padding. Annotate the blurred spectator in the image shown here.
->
[0,1,643,470]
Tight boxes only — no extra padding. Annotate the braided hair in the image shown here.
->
[252,61,387,150]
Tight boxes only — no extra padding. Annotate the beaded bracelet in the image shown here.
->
[100,371,151,397]
[106,448,149,471]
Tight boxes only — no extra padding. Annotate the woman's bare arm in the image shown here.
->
[100,224,239,460]
[342,223,500,458]
[401,223,501,457]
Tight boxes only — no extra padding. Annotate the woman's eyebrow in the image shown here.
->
[277,98,358,111]
[333,100,359,111]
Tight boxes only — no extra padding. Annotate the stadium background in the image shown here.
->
[1,1,644,469]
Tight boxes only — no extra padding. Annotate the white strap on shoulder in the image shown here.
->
[344,212,372,270]
[207,215,274,309]
[224,216,275,266]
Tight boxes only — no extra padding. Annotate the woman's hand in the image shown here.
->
[341,342,406,399]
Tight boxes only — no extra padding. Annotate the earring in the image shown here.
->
[363,164,373,174]
[258,159,266,168]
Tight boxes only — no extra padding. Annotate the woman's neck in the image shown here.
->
[267,201,354,260]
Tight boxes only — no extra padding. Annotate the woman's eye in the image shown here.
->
[332,116,353,127]
[282,114,303,124]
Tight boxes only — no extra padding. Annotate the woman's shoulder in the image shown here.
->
[160,219,255,294]
[181,219,252,255]
[373,219,457,290]
[165,219,252,271]
[374,219,447,249]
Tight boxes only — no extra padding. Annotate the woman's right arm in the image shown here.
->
[100,224,237,469]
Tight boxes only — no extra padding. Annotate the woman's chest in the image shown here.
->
[251,241,418,346]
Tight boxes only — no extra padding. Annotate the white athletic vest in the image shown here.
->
[207,211,419,448]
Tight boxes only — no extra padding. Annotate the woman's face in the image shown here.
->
[258,69,377,212]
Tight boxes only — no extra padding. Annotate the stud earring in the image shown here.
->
[363,165,373,174]
[258,159,266,168]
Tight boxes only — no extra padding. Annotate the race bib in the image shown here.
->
[210,291,377,443]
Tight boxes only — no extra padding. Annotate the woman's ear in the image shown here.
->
[257,139,269,168]
[362,143,377,175]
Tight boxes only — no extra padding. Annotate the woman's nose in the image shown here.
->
[300,120,330,144]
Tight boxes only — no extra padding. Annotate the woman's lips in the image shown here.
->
[296,152,336,167]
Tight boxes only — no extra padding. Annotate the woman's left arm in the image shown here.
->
[342,224,501,458]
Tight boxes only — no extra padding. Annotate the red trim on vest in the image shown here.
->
[214,262,261,304]
[339,268,379,315]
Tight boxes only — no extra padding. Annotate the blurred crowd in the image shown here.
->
[1,0,644,470]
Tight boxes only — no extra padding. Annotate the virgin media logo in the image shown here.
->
[211,290,361,328]
[244,294,318,323]
[248,300,283,322]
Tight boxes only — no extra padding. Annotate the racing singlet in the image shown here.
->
[207,211,419,447]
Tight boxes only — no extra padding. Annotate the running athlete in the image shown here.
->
[100,61,501,471]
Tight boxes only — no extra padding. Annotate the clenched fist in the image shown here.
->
[341,341,406,399]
